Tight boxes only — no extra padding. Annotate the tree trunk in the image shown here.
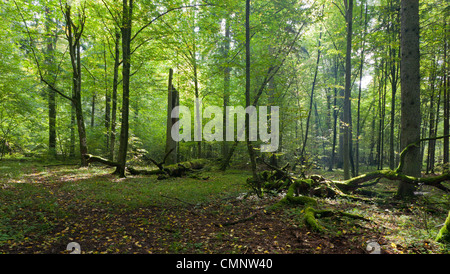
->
[245,0,258,182]
[389,52,398,171]
[329,57,339,171]
[116,0,133,177]
[388,0,400,171]
[222,18,231,161]
[343,0,353,180]
[70,96,75,157]
[356,2,368,175]
[65,4,88,166]
[44,6,57,158]
[300,30,322,158]
[398,0,421,198]
[73,38,88,166]
[109,29,120,161]
[193,58,201,158]
[165,68,178,165]
[91,92,96,127]
[426,56,437,174]
[443,19,449,171]
[104,41,111,154]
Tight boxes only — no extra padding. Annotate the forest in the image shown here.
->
[0,0,449,256]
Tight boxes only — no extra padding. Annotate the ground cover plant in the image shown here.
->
[1,159,449,254]
[1,0,450,255]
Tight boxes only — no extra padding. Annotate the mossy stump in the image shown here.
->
[436,211,450,243]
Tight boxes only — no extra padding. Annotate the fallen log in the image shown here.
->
[83,154,120,167]
[128,159,208,179]
[335,170,450,193]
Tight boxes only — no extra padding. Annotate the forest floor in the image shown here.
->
[0,158,449,254]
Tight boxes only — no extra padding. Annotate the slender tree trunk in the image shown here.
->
[222,18,231,160]
[329,57,339,171]
[193,57,201,158]
[245,0,258,182]
[104,41,110,154]
[356,1,368,175]
[73,36,88,166]
[430,85,442,173]
[300,30,322,158]
[65,4,88,166]
[443,19,449,171]
[343,0,353,180]
[91,92,96,127]
[388,0,400,171]
[165,68,178,165]
[389,51,399,171]
[379,61,387,170]
[426,56,437,174]
[376,68,382,169]
[70,96,75,157]
[116,0,133,177]
[398,0,421,198]
[109,30,120,161]
[44,6,57,158]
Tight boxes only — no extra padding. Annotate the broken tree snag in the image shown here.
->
[83,154,120,167]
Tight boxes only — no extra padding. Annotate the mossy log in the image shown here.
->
[128,159,208,179]
[436,211,450,243]
[84,153,208,179]
[335,169,450,193]
[83,154,120,167]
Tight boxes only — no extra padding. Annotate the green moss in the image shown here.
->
[436,211,450,243]
[304,207,323,232]
[282,180,318,206]
[285,194,317,206]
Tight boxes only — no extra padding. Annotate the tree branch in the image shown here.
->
[336,170,450,193]
[131,4,209,43]
[396,135,450,173]
[13,0,74,103]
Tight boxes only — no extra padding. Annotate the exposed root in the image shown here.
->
[303,206,371,232]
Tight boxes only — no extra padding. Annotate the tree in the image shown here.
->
[343,0,354,180]
[115,0,133,177]
[300,29,322,159]
[165,68,178,165]
[64,3,89,166]
[44,5,58,158]
[245,0,258,182]
[397,0,421,198]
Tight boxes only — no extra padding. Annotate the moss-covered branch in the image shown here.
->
[83,154,120,167]
[395,135,450,174]
[335,169,450,193]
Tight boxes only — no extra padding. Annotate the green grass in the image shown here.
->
[2,159,450,254]
[0,160,251,248]
[58,170,249,209]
